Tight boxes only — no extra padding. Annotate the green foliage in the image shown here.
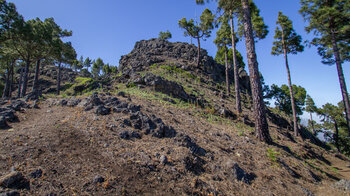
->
[102,63,117,75]
[271,11,304,56]
[64,77,97,96]
[214,16,232,49]
[268,84,307,116]
[199,0,268,41]
[237,1,269,41]
[126,82,136,88]
[300,0,350,64]
[215,47,245,69]
[92,57,104,77]
[317,102,350,155]
[305,95,317,113]
[150,64,198,81]
[83,57,92,68]
[158,30,172,40]
[266,148,280,166]
[178,8,214,41]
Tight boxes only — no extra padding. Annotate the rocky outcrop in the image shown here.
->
[39,65,78,82]
[128,73,191,101]
[119,39,250,89]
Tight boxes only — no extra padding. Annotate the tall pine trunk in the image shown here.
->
[21,59,30,97]
[282,31,299,136]
[224,46,230,96]
[57,62,62,95]
[331,31,350,136]
[9,62,14,98]
[17,67,23,98]
[241,0,272,143]
[230,12,242,114]
[197,37,201,67]
[32,59,41,94]
[2,63,10,98]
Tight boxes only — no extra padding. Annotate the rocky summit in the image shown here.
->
[0,39,349,196]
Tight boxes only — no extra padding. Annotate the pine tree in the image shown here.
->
[300,0,350,135]
[217,0,242,113]
[241,0,271,143]
[237,1,269,41]
[30,18,72,96]
[305,95,317,135]
[178,8,214,66]
[92,58,104,78]
[52,40,76,95]
[318,103,344,152]
[197,0,272,143]
[214,47,244,70]
[158,30,172,40]
[214,16,232,96]
[84,57,92,69]
[271,11,304,136]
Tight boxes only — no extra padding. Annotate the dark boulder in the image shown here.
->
[95,105,111,116]
[225,160,256,184]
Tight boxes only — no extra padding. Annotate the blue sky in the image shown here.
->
[8,0,350,112]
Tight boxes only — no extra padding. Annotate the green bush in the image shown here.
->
[64,77,98,96]
[266,148,280,166]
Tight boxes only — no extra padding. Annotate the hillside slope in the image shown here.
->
[0,39,349,196]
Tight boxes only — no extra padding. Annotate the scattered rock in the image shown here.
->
[131,131,141,139]
[94,105,111,116]
[58,99,67,106]
[29,169,43,179]
[128,104,141,113]
[67,98,81,107]
[115,102,128,109]
[123,119,132,127]
[301,187,315,196]
[0,171,25,188]
[117,91,126,97]
[104,97,120,107]
[0,109,17,122]
[334,179,350,192]
[120,131,130,140]
[176,134,206,156]
[160,155,168,165]
[0,116,8,129]
[33,100,40,109]
[184,156,205,175]
[93,175,105,184]
[225,161,255,184]
[130,73,191,101]
[0,191,20,196]
[218,108,236,119]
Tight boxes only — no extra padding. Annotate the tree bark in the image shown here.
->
[17,67,23,98]
[334,120,340,152]
[230,11,242,114]
[21,59,30,97]
[2,63,10,98]
[330,32,350,136]
[281,30,299,136]
[241,0,272,144]
[57,62,62,95]
[224,46,230,96]
[9,61,14,98]
[32,59,41,94]
[197,37,201,67]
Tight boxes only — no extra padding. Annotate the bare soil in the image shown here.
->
[0,94,349,196]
